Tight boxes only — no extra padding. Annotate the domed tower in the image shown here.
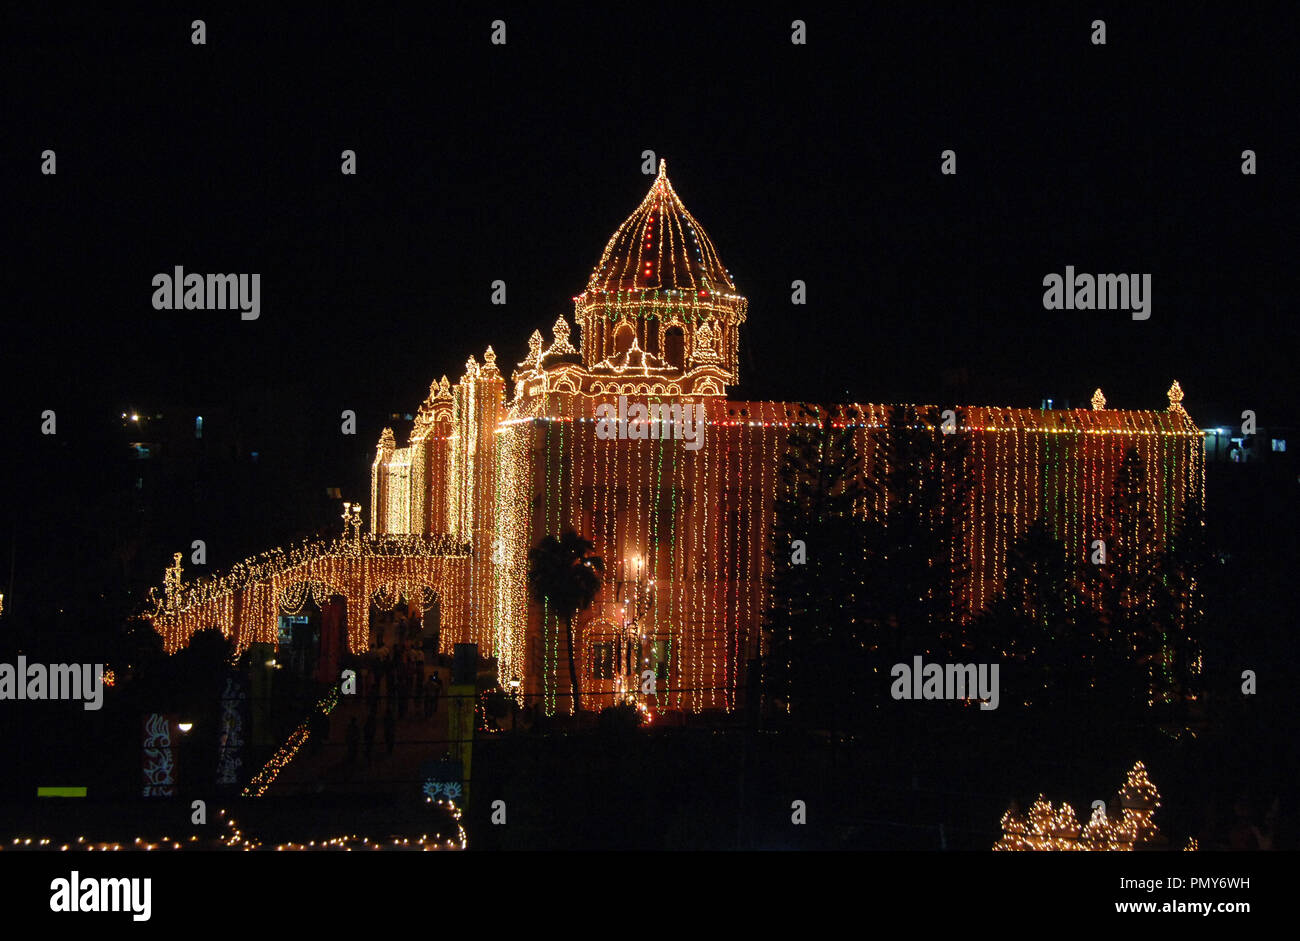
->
[574,161,748,386]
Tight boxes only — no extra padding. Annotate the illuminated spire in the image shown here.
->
[548,315,576,355]
[1167,380,1185,412]
[585,161,735,295]
[572,161,748,386]
[480,345,501,379]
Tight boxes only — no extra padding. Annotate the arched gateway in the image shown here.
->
[146,508,470,658]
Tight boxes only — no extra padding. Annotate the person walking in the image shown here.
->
[397,662,409,719]
[427,669,442,716]
[409,648,421,715]
[367,666,381,715]
[345,716,360,767]
[383,708,396,757]
[363,710,377,767]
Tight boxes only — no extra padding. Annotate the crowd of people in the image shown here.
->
[342,612,443,769]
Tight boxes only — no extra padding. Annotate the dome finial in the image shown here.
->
[1167,380,1185,411]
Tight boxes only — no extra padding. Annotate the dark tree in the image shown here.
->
[1148,491,1209,706]
[1086,446,1168,707]
[973,518,1090,705]
[527,531,603,714]
[861,405,972,662]
[765,405,869,726]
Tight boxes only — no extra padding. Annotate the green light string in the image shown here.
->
[651,413,666,707]
[668,429,681,709]
[544,422,556,715]
[557,414,568,713]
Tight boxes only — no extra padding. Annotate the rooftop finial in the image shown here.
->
[546,315,577,356]
[480,345,502,379]
[1167,380,1185,411]
[552,315,571,345]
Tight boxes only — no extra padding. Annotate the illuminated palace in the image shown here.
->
[369,162,1205,715]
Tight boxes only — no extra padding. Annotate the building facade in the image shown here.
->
[371,162,1205,714]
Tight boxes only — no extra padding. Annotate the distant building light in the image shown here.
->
[1273,439,1287,453]
[131,414,139,422]
[250,451,260,463]
[195,416,203,439]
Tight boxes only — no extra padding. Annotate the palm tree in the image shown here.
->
[527,531,604,714]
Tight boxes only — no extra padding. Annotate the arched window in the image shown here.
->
[663,326,686,368]
[614,322,635,355]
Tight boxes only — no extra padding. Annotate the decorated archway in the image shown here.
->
[147,512,471,658]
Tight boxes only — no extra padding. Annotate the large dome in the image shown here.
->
[572,161,748,388]
[584,161,737,295]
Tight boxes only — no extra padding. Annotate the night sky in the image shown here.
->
[4,3,1296,576]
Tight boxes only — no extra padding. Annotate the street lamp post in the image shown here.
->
[509,677,520,731]
[613,555,655,707]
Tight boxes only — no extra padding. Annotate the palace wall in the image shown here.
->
[373,388,1203,714]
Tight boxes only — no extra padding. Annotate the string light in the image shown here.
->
[347,167,1206,718]
[241,687,339,797]
[0,809,461,852]
[146,515,470,656]
[993,760,1170,851]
